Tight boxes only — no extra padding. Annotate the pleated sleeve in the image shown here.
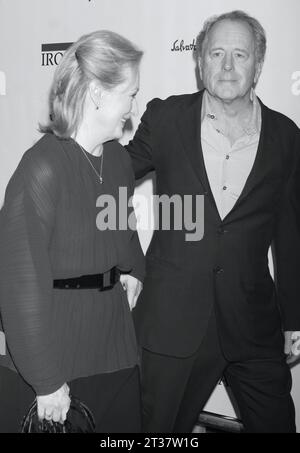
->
[0,148,64,395]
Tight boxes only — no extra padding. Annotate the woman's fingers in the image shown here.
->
[61,406,69,423]
[120,275,143,310]
[37,404,44,421]
[52,408,61,423]
[37,383,71,424]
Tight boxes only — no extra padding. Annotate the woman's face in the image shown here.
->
[99,67,140,141]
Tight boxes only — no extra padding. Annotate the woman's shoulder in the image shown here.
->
[22,133,64,169]
[14,133,63,188]
[24,133,63,163]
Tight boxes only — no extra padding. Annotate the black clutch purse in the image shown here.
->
[21,396,95,433]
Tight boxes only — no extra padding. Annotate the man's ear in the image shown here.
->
[254,61,263,86]
[198,58,203,80]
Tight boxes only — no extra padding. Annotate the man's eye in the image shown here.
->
[235,53,246,59]
[212,52,223,58]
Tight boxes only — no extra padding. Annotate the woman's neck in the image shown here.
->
[72,125,104,157]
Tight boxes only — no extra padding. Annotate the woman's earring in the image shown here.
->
[89,87,100,111]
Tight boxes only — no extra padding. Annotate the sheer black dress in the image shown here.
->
[0,133,145,432]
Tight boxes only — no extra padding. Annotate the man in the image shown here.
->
[126,10,300,433]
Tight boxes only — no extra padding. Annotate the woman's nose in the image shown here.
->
[131,98,138,116]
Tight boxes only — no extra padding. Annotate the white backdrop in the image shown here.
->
[1,0,300,430]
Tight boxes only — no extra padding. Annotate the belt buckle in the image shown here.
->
[99,269,113,292]
[98,268,119,292]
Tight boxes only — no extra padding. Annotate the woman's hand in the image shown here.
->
[120,274,143,310]
[37,383,71,424]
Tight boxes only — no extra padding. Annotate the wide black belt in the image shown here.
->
[53,267,120,292]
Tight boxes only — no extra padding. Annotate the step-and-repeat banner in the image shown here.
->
[1,0,300,429]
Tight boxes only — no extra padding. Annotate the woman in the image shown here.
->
[0,30,145,433]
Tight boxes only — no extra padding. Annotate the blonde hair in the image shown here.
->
[40,30,143,138]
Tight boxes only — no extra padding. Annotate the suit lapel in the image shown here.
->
[176,91,206,189]
[176,93,276,223]
[224,100,276,221]
[176,91,221,220]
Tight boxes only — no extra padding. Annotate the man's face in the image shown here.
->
[199,19,262,103]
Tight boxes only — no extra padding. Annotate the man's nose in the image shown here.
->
[223,53,233,71]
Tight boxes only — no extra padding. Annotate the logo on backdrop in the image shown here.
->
[41,43,73,67]
[0,71,6,95]
[291,71,300,96]
[171,39,196,52]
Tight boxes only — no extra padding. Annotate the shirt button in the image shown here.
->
[223,186,227,191]
[207,114,215,119]
[226,155,230,160]
[214,266,224,275]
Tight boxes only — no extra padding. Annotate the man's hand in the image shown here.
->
[120,274,143,310]
[284,331,300,365]
[37,383,71,424]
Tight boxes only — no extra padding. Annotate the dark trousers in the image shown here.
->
[141,313,296,433]
[0,365,141,433]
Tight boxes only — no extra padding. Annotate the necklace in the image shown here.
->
[77,142,104,184]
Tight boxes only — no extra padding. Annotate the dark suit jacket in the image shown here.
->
[126,90,300,360]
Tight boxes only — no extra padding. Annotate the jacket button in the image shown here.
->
[214,266,224,274]
[218,227,228,235]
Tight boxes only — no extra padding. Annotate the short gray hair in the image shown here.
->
[196,10,266,65]
[40,30,143,138]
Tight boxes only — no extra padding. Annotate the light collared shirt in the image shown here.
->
[201,89,262,220]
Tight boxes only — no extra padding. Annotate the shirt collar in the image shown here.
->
[201,89,261,136]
